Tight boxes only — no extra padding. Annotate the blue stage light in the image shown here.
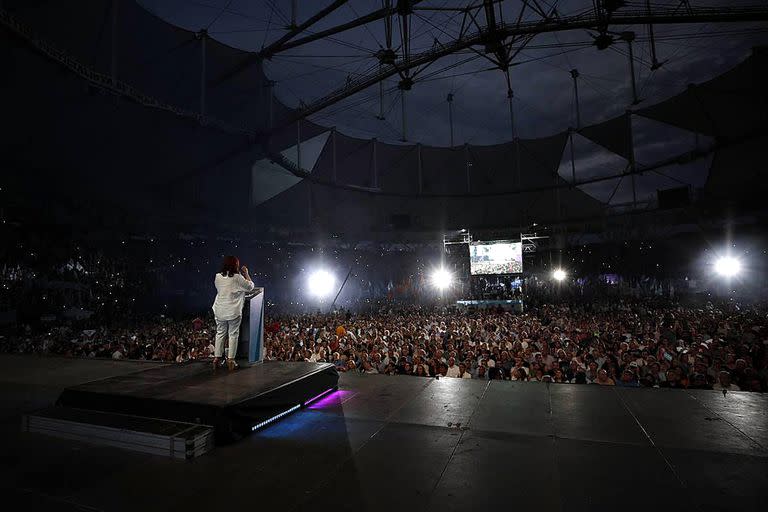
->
[251,404,301,431]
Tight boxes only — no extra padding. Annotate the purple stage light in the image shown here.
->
[307,389,355,410]
[303,387,336,407]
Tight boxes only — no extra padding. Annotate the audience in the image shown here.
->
[260,300,767,392]
[9,299,761,391]
[1,230,766,393]
[0,317,216,363]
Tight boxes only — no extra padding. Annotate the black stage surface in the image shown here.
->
[57,361,339,440]
[1,354,766,511]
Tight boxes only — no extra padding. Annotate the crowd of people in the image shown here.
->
[0,237,153,323]
[0,316,216,363]
[263,300,767,392]
[2,226,766,392]
[0,226,444,319]
[3,299,765,392]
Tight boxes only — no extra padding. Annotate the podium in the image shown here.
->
[236,288,265,363]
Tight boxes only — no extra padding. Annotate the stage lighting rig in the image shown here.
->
[307,270,336,298]
[430,268,454,291]
[714,257,741,278]
[552,269,567,282]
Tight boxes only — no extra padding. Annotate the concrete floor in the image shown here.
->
[1,354,766,511]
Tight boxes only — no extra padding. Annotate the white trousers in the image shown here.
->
[214,316,242,359]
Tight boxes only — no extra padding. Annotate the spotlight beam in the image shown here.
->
[714,256,741,278]
[308,270,336,298]
[430,268,453,291]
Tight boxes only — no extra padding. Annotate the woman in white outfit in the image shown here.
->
[212,255,255,371]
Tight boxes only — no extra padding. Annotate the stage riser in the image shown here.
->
[54,362,340,442]
[23,413,214,460]
[234,370,340,409]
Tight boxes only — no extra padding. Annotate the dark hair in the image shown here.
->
[220,255,240,277]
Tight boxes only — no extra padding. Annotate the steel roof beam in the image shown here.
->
[260,0,349,58]
[264,0,426,57]
[273,5,768,129]
[213,0,351,85]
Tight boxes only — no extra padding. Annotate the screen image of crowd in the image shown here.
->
[469,242,524,275]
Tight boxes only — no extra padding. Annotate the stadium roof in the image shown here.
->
[1,1,766,237]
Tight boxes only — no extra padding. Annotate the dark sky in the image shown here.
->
[138,0,768,204]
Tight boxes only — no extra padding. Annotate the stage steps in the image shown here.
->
[22,407,214,460]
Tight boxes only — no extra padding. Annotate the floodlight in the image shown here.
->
[307,270,336,298]
[552,268,567,281]
[714,257,741,278]
[430,268,453,290]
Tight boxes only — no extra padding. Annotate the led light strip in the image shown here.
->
[303,388,335,407]
[251,404,301,431]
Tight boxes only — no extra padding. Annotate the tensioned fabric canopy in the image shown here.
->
[1,1,765,234]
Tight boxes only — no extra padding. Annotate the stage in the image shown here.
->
[55,360,339,441]
[1,355,767,511]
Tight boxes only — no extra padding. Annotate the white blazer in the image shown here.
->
[211,273,255,320]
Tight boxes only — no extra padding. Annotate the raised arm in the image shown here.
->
[239,265,255,291]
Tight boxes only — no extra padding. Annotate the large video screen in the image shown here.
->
[469,241,523,275]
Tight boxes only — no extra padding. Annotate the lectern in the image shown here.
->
[236,287,265,363]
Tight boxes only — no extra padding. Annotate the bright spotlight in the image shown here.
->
[552,268,567,281]
[714,256,741,277]
[307,270,336,298]
[430,268,453,290]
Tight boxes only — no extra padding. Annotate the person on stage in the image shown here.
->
[212,255,254,371]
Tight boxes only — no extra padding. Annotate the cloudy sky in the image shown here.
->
[139,0,768,204]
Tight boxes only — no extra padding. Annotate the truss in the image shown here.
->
[230,1,768,133]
